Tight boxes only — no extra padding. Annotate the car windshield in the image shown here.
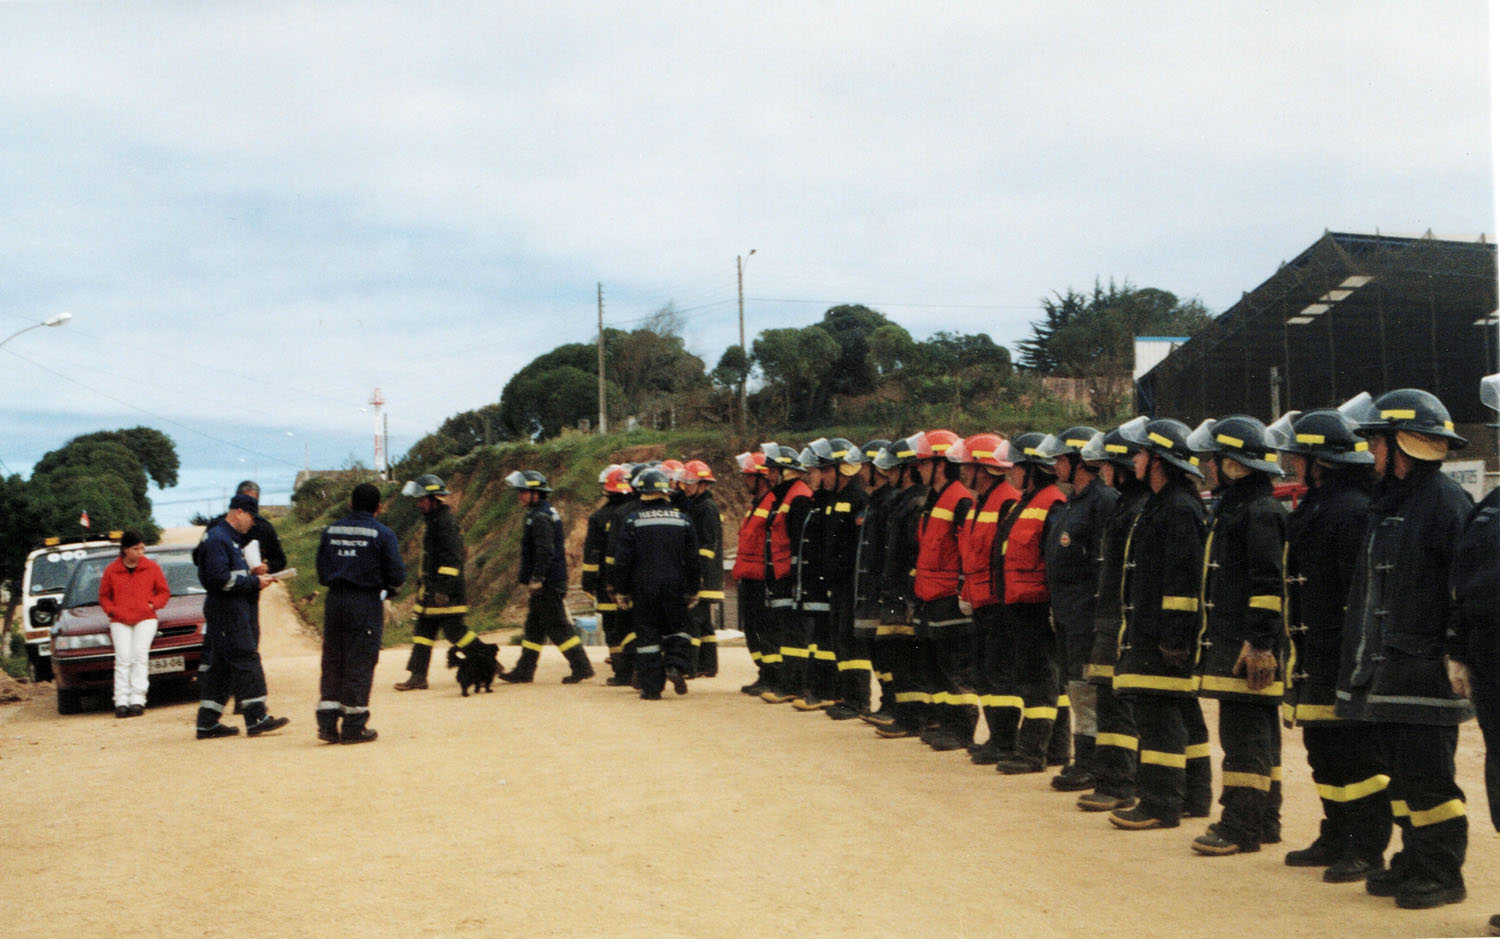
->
[61,551,204,608]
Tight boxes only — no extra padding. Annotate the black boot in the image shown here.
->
[340,710,377,744]
[196,705,238,739]
[1051,735,1096,791]
[316,707,341,744]
[561,643,596,683]
[502,647,538,682]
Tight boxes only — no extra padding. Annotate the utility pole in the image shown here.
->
[737,249,756,429]
[597,282,607,435]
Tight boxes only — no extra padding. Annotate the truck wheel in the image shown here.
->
[26,647,53,683]
[56,688,82,715]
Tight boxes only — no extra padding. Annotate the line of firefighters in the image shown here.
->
[577,378,1499,924]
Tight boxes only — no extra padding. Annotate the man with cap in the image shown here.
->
[315,483,406,744]
[192,492,290,738]
[502,469,595,683]
[1339,388,1475,910]
[394,474,489,691]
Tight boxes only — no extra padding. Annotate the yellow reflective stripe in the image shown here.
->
[1056,694,1071,708]
[1316,774,1390,803]
[895,691,933,704]
[1140,749,1187,769]
[837,659,873,672]
[1296,432,1326,445]
[749,650,764,662]
[753,508,770,518]
[455,631,478,648]
[982,695,1025,709]
[1392,798,1466,827]
[701,634,718,644]
[932,691,951,705]
[1215,433,1245,448]
[411,636,436,647]
[1161,596,1198,612]
[521,640,544,652]
[1249,595,1283,612]
[1381,409,1416,420]
[1113,673,1200,693]
[419,605,469,615]
[437,566,460,577]
[698,548,716,558]
[558,636,581,652]
[1096,733,1138,751]
[762,653,783,664]
[781,646,810,659]
[813,649,837,661]
[876,671,894,682]
[621,632,637,646]
[1148,432,1175,448]
[1020,507,1049,521]
[690,636,702,647]
[1185,742,1212,760]
[697,590,725,600]
[876,625,916,637]
[976,511,999,523]
[581,563,600,572]
[1199,674,1284,697]
[1271,765,1282,781]
[931,507,955,521]
[949,692,981,706]
[1222,771,1273,792]
[604,556,615,564]
[834,502,852,512]
[1291,703,1339,722]
[1023,705,1058,720]
[596,602,619,611]
[1085,664,1115,680]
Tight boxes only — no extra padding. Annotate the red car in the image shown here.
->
[44,546,207,714]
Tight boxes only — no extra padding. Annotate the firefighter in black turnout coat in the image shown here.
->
[503,470,596,684]
[395,474,484,691]
[678,460,724,677]
[612,468,701,699]
[1338,388,1475,910]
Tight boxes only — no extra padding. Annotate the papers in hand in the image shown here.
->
[267,568,297,582]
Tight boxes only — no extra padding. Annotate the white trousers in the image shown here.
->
[110,619,158,707]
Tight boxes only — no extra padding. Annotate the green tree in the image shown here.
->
[818,304,890,396]
[1017,280,1212,376]
[752,325,840,425]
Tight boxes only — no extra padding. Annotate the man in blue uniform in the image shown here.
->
[193,493,290,739]
[315,483,406,744]
[502,470,595,683]
[612,468,700,699]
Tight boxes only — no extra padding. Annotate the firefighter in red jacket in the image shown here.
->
[951,434,1021,765]
[993,432,1068,774]
[909,429,975,751]
[732,449,776,695]
[760,444,816,704]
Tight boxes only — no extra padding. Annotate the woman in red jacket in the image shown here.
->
[98,531,171,718]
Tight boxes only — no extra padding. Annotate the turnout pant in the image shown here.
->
[632,585,693,695]
[974,604,1018,752]
[1128,692,1211,822]
[765,589,798,693]
[832,590,872,713]
[805,609,839,703]
[1301,721,1392,864]
[1008,602,1061,763]
[109,618,158,708]
[1092,683,1138,800]
[1214,699,1282,847]
[404,612,477,679]
[737,580,773,686]
[1377,722,1467,889]
[877,628,921,731]
[198,596,271,729]
[1063,626,1097,771]
[690,601,718,676]
[602,609,635,681]
[512,585,593,680]
[318,588,384,736]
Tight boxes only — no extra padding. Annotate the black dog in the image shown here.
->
[447,641,500,696]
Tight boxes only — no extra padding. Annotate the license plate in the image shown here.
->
[148,656,184,675]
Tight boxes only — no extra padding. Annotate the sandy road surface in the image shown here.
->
[3,584,1498,938]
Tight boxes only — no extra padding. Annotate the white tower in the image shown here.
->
[370,387,387,479]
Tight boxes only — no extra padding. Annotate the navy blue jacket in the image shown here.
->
[316,509,406,594]
[194,519,260,633]
[612,501,700,595]
[520,499,568,588]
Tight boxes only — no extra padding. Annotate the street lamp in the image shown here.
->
[737,250,756,428]
[0,311,72,349]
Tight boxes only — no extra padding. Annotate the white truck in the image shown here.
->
[15,535,123,682]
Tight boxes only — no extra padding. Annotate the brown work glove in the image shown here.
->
[1233,640,1278,691]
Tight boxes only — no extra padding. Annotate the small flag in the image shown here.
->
[79,510,90,529]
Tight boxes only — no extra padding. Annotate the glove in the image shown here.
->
[617,594,633,611]
[1159,644,1193,668]
[1232,640,1278,691]
[685,594,700,610]
[1447,657,1473,699]
[432,592,451,606]
[957,597,974,617]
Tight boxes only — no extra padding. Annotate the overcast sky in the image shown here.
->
[0,1,1493,523]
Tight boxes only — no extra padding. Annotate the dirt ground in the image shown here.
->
[4,580,1498,939]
